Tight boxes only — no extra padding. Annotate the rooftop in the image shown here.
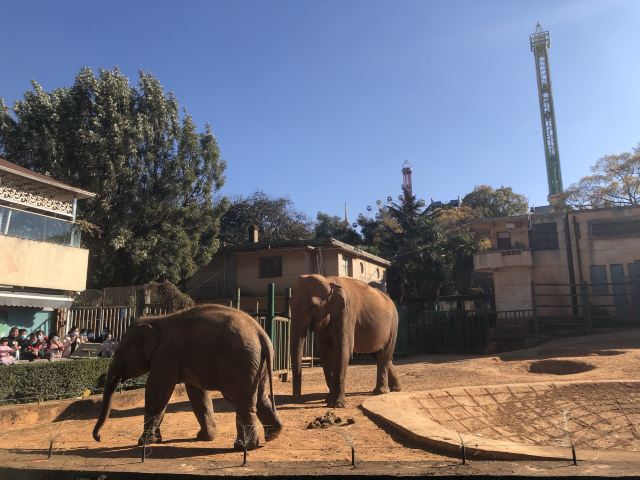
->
[221,237,391,266]
[0,157,95,199]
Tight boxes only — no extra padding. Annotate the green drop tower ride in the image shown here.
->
[530,23,564,202]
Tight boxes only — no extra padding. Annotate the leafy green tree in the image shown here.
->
[0,67,226,288]
[219,190,313,244]
[314,212,362,244]
[563,147,640,208]
[462,185,529,217]
[359,187,446,305]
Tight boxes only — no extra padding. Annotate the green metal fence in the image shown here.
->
[396,305,494,355]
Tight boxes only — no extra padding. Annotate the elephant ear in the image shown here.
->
[139,324,160,362]
[327,283,347,317]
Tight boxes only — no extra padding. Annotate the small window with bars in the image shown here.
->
[259,256,282,278]
[496,232,512,250]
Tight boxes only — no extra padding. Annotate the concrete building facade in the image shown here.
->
[0,158,95,336]
[186,235,390,305]
[472,205,640,317]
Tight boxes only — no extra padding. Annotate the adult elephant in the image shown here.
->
[290,274,401,408]
[92,304,282,450]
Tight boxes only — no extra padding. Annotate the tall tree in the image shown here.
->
[462,185,529,217]
[314,212,362,244]
[219,190,313,244]
[563,147,640,208]
[0,67,226,288]
[359,187,446,305]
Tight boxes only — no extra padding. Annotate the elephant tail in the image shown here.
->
[259,331,276,413]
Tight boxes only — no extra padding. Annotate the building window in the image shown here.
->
[342,255,352,277]
[496,232,512,250]
[376,268,380,279]
[529,222,559,250]
[360,262,364,274]
[589,265,608,295]
[259,256,282,278]
[590,220,640,238]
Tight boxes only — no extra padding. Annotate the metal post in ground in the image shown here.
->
[236,287,241,310]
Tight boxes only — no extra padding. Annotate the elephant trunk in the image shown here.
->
[93,362,121,442]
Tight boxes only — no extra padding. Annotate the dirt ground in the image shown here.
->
[0,328,639,477]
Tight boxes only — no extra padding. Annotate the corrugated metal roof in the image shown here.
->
[0,291,73,309]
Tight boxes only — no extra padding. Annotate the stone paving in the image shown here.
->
[362,380,640,460]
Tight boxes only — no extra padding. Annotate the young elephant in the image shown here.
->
[92,304,282,450]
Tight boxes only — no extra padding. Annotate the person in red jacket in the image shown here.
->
[24,332,44,361]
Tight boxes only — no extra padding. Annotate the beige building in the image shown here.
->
[0,158,95,336]
[186,233,390,307]
[472,205,640,322]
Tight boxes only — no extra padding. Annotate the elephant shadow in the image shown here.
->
[54,397,237,423]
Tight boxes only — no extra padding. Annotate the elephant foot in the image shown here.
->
[327,397,347,408]
[233,437,260,451]
[264,424,283,442]
[137,432,162,446]
[390,385,402,392]
[196,429,216,441]
[373,386,391,395]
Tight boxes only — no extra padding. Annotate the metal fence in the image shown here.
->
[63,306,135,340]
[532,281,640,331]
[396,306,495,355]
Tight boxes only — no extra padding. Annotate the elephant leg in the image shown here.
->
[138,369,177,446]
[185,384,217,441]
[318,337,336,402]
[388,364,402,392]
[327,340,349,408]
[374,332,402,394]
[233,404,260,451]
[373,352,391,395]
[256,393,283,442]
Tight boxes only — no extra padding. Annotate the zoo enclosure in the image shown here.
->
[60,283,304,378]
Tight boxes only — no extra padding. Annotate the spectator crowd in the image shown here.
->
[0,326,119,365]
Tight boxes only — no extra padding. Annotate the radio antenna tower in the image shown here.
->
[402,160,413,195]
[530,23,564,204]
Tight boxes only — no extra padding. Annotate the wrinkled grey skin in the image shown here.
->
[93,304,282,450]
[290,274,401,408]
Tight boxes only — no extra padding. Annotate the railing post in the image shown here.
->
[235,287,241,310]
[284,287,292,318]
[266,283,275,340]
[531,281,539,335]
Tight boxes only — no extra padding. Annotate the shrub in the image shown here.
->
[0,359,146,404]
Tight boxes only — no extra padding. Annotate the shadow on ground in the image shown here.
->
[499,329,639,362]
[9,444,238,460]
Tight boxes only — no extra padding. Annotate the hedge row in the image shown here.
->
[0,359,147,404]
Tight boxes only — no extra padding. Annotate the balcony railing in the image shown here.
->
[0,205,81,247]
[474,248,533,271]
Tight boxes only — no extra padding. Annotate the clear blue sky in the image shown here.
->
[2,0,639,221]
